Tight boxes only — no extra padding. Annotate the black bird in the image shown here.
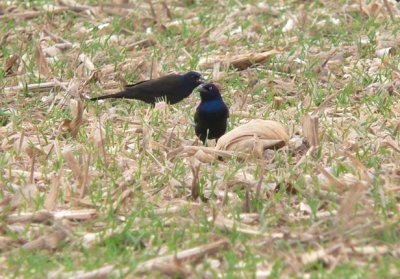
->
[194,83,229,144]
[90,71,204,105]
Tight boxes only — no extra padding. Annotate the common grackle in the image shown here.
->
[194,83,229,144]
[90,71,204,105]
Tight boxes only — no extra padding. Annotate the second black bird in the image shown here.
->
[90,71,204,105]
[194,83,229,144]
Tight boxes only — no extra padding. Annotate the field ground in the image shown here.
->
[1,0,400,278]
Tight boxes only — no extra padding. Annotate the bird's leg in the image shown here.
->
[204,129,210,146]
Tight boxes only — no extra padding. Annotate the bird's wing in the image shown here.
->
[224,104,230,118]
[125,80,150,88]
[194,107,200,124]
[124,74,182,99]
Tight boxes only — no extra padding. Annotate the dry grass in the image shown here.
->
[1,0,400,277]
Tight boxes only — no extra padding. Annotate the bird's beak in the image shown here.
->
[197,84,207,93]
[198,76,206,83]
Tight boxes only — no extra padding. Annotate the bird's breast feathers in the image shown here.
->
[200,100,226,112]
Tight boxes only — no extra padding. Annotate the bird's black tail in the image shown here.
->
[90,90,129,101]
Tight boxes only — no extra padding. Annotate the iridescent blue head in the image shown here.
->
[197,83,222,101]
[182,71,205,87]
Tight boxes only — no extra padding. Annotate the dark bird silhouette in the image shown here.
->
[194,83,229,144]
[90,71,204,105]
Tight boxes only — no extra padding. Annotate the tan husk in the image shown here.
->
[216,119,289,158]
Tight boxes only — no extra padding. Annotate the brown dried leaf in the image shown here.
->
[229,50,281,69]
[142,124,153,152]
[303,113,319,147]
[167,146,233,161]
[60,100,84,137]
[4,54,20,76]
[6,210,54,224]
[301,244,342,265]
[382,138,400,153]
[13,134,46,158]
[194,149,214,163]
[35,41,51,78]
[112,189,134,212]
[8,184,38,211]
[165,17,199,31]
[4,81,69,93]
[342,151,372,183]
[44,173,62,211]
[88,122,106,152]
[319,167,348,192]
[113,0,129,4]
[58,0,90,12]
[43,46,62,57]
[0,236,21,252]
[366,0,382,18]
[232,50,281,70]
[52,239,228,278]
[375,47,396,57]
[189,158,201,199]
[199,50,281,70]
[78,53,95,76]
[144,261,190,278]
[63,148,83,186]
[337,181,369,225]
[216,119,289,158]
[21,228,69,251]
[213,214,284,238]
[125,38,156,51]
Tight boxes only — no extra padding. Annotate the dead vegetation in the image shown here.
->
[0,0,400,277]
